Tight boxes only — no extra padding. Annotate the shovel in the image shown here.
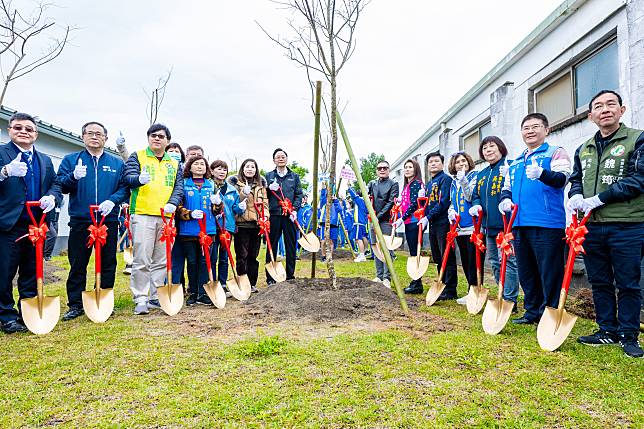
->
[537,211,591,351]
[198,217,227,308]
[255,200,286,282]
[156,208,183,316]
[481,204,519,335]
[82,205,114,323]
[406,197,430,280]
[382,199,403,251]
[19,201,60,335]
[122,206,133,265]
[271,188,321,253]
[426,214,460,306]
[466,209,489,315]
[215,214,251,301]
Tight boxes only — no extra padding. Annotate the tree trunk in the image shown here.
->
[324,19,338,289]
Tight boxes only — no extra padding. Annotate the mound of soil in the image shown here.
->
[567,288,595,320]
[299,249,355,261]
[12,260,61,286]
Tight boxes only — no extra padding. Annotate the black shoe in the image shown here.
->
[197,295,213,306]
[1,319,27,334]
[267,279,276,286]
[186,295,197,306]
[251,286,259,293]
[620,334,643,358]
[436,292,457,301]
[512,303,518,314]
[403,281,423,294]
[511,316,537,325]
[577,329,619,346]
[62,307,85,321]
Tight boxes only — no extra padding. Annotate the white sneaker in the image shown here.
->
[456,296,467,305]
[354,253,366,262]
[382,279,391,289]
[372,277,382,283]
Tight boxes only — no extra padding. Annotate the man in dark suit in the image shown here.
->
[0,112,59,334]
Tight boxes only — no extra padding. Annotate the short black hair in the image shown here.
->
[147,123,171,140]
[426,151,444,163]
[376,160,390,167]
[521,113,549,128]
[165,142,185,162]
[588,90,622,111]
[479,136,508,159]
[8,112,37,128]
[81,121,107,135]
[273,148,287,159]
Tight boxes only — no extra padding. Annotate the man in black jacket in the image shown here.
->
[266,148,303,283]
[367,160,399,287]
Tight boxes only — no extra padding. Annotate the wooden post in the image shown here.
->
[336,112,408,313]
[310,81,322,278]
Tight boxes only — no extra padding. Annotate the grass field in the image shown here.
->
[0,249,642,428]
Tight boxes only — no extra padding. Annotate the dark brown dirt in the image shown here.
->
[11,259,61,286]
[299,249,355,260]
[567,288,595,320]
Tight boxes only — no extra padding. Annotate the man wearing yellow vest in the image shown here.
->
[123,124,184,315]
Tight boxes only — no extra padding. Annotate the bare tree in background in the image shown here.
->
[145,68,172,125]
[259,0,369,288]
[0,0,72,105]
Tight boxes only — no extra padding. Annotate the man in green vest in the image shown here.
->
[123,124,183,315]
[568,90,644,358]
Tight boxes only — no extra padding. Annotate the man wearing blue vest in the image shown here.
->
[53,121,129,321]
[0,112,58,334]
[568,90,643,358]
[499,113,571,324]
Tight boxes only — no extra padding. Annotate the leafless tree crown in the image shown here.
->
[145,68,173,125]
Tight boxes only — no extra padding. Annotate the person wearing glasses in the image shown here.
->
[567,90,644,358]
[367,160,399,288]
[122,124,184,315]
[0,112,59,334]
[50,121,129,321]
[499,113,571,325]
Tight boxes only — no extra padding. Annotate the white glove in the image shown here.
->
[98,200,115,216]
[116,131,125,147]
[498,198,513,214]
[525,158,543,180]
[242,184,251,195]
[418,216,428,229]
[469,205,482,217]
[191,209,204,219]
[73,158,87,180]
[417,187,426,198]
[289,212,297,222]
[39,195,55,213]
[582,195,604,215]
[448,206,457,222]
[238,200,247,211]
[566,194,584,212]
[269,179,280,191]
[211,192,222,205]
[138,166,151,185]
[499,159,510,177]
[163,203,176,214]
[456,170,466,182]
[392,218,404,229]
[4,153,27,177]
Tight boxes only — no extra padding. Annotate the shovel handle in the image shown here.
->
[25,201,46,227]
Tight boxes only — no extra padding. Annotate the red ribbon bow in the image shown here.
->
[27,224,49,245]
[219,230,232,248]
[198,231,213,249]
[496,231,515,256]
[413,207,424,221]
[565,223,588,255]
[87,224,108,248]
[161,222,176,245]
[470,231,486,253]
[389,202,401,223]
[257,218,270,236]
[279,198,293,216]
[446,229,459,249]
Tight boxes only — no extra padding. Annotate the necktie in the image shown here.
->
[22,151,35,199]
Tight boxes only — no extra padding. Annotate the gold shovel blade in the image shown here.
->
[406,255,430,281]
[425,280,446,306]
[298,233,320,253]
[537,307,578,352]
[383,235,403,251]
[204,281,226,309]
[266,261,287,283]
[465,285,489,315]
[481,298,515,335]
[157,283,184,316]
[228,275,251,301]
[373,242,385,262]
[82,288,114,323]
[123,246,134,265]
[21,296,60,335]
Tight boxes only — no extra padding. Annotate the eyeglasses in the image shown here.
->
[521,124,545,132]
[376,166,389,171]
[10,125,36,133]
[149,133,167,140]
[84,131,105,138]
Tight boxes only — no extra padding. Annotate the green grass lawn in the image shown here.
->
[0,249,641,428]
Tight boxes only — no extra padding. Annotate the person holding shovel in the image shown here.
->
[52,121,129,321]
[0,112,59,334]
[499,113,570,325]
[567,90,644,358]
[347,187,369,262]
[230,158,268,294]
[123,124,183,315]
[266,148,303,284]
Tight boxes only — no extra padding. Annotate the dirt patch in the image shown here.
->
[567,288,595,320]
[12,260,61,286]
[158,277,451,341]
[299,249,355,261]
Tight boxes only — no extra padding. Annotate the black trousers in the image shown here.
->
[180,238,207,297]
[428,221,457,294]
[0,220,37,323]
[235,226,262,286]
[455,235,478,286]
[66,221,118,310]
[266,215,296,281]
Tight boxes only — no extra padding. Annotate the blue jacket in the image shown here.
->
[0,142,59,231]
[450,170,477,228]
[214,181,243,233]
[347,188,368,226]
[298,203,313,232]
[424,171,452,225]
[179,178,217,236]
[319,188,339,226]
[500,143,566,228]
[471,157,511,235]
[53,150,129,223]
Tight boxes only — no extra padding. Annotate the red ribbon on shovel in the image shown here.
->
[271,188,294,216]
[87,207,107,248]
[565,213,590,255]
[470,209,486,253]
[160,209,177,246]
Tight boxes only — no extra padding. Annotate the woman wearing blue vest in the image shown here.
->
[176,155,215,306]
[446,152,479,304]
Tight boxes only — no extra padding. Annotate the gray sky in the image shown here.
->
[9,0,562,174]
